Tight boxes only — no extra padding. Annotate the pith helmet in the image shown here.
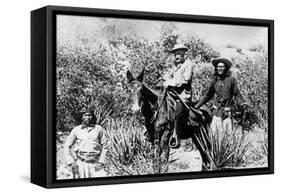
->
[170,44,188,53]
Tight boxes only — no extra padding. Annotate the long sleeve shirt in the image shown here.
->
[163,60,194,102]
[198,75,243,109]
[64,124,108,165]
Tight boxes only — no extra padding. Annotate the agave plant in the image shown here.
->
[89,100,113,126]
[209,129,253,170]
[105,117,173,176]
[193,126,253,171]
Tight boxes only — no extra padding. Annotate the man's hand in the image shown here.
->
[194,103,201,109]
[95,162,105,171]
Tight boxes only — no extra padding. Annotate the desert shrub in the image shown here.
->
[231,55,268,123]
[236,47,243,54]
[110,37,169,87]
[225,43,236,49]
[56,42,133,131]
[208,130,252,170]
[192,62,214,101]
[184,36,220,63]
[248,44,265,52]
[105,117,172,175]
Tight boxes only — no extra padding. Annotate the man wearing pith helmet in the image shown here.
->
[64,106,108,178]
[163,43,193,103]
[162,43,194,148]
[195,57,245,138]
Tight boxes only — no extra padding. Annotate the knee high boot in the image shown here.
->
[169,100,182,148]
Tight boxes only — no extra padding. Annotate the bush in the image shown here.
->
[231,55,268,123]
[184,36,220,63]
[248,44,265,52]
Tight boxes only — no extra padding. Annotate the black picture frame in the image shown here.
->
[31,5,274,188]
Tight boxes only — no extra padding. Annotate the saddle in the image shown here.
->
[166,90,207,127]
[152,88,211,148]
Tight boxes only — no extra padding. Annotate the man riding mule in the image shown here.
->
[126,44,213,169]
[162,44,194,149]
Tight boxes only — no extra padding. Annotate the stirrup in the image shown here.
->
[169,135,180,149]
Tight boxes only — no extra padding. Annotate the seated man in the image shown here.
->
[163,44,212,169]
[163,44,193,104]
[163,44,194,148]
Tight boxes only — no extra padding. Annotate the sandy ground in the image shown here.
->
[169,140,202,172]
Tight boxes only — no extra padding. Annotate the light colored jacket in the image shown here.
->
[64,124,108,165]
[163,60,194,102]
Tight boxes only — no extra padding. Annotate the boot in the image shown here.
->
[169,100,181,149]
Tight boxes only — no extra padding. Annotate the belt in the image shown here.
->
[213,105,231,111]
[77,151,99,163]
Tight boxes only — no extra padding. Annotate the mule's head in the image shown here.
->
[127,69,145,113]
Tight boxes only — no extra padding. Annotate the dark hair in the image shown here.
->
[80,107,97,124]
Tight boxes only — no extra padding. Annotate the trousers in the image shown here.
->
[210,116,233,141]
[75,160,107,178]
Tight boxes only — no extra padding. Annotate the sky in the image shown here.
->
[57,15,268,51]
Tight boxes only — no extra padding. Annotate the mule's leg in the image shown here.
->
[160,130,170,162]
[153,131,162,173]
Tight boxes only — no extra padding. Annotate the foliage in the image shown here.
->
[56,27,222,132]
[225,43,236,49]
[248,44,265,52]
[192,62,214,101]
[184,36,220,63]
[56,43,131,131]
[231,55,268,123]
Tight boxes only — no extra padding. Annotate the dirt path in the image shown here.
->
[169,140,202,173]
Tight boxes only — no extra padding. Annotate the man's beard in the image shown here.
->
[175,58,185,65]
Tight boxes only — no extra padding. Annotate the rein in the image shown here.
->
[139,84,167,124]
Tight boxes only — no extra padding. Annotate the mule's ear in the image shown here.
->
[136,68,145,82]
[126,70,134,83]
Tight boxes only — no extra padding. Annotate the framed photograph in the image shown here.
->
[31,5,274,188]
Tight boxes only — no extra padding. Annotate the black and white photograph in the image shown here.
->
[56,14,270,180]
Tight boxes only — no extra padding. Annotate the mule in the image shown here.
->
[127,69,213,169]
